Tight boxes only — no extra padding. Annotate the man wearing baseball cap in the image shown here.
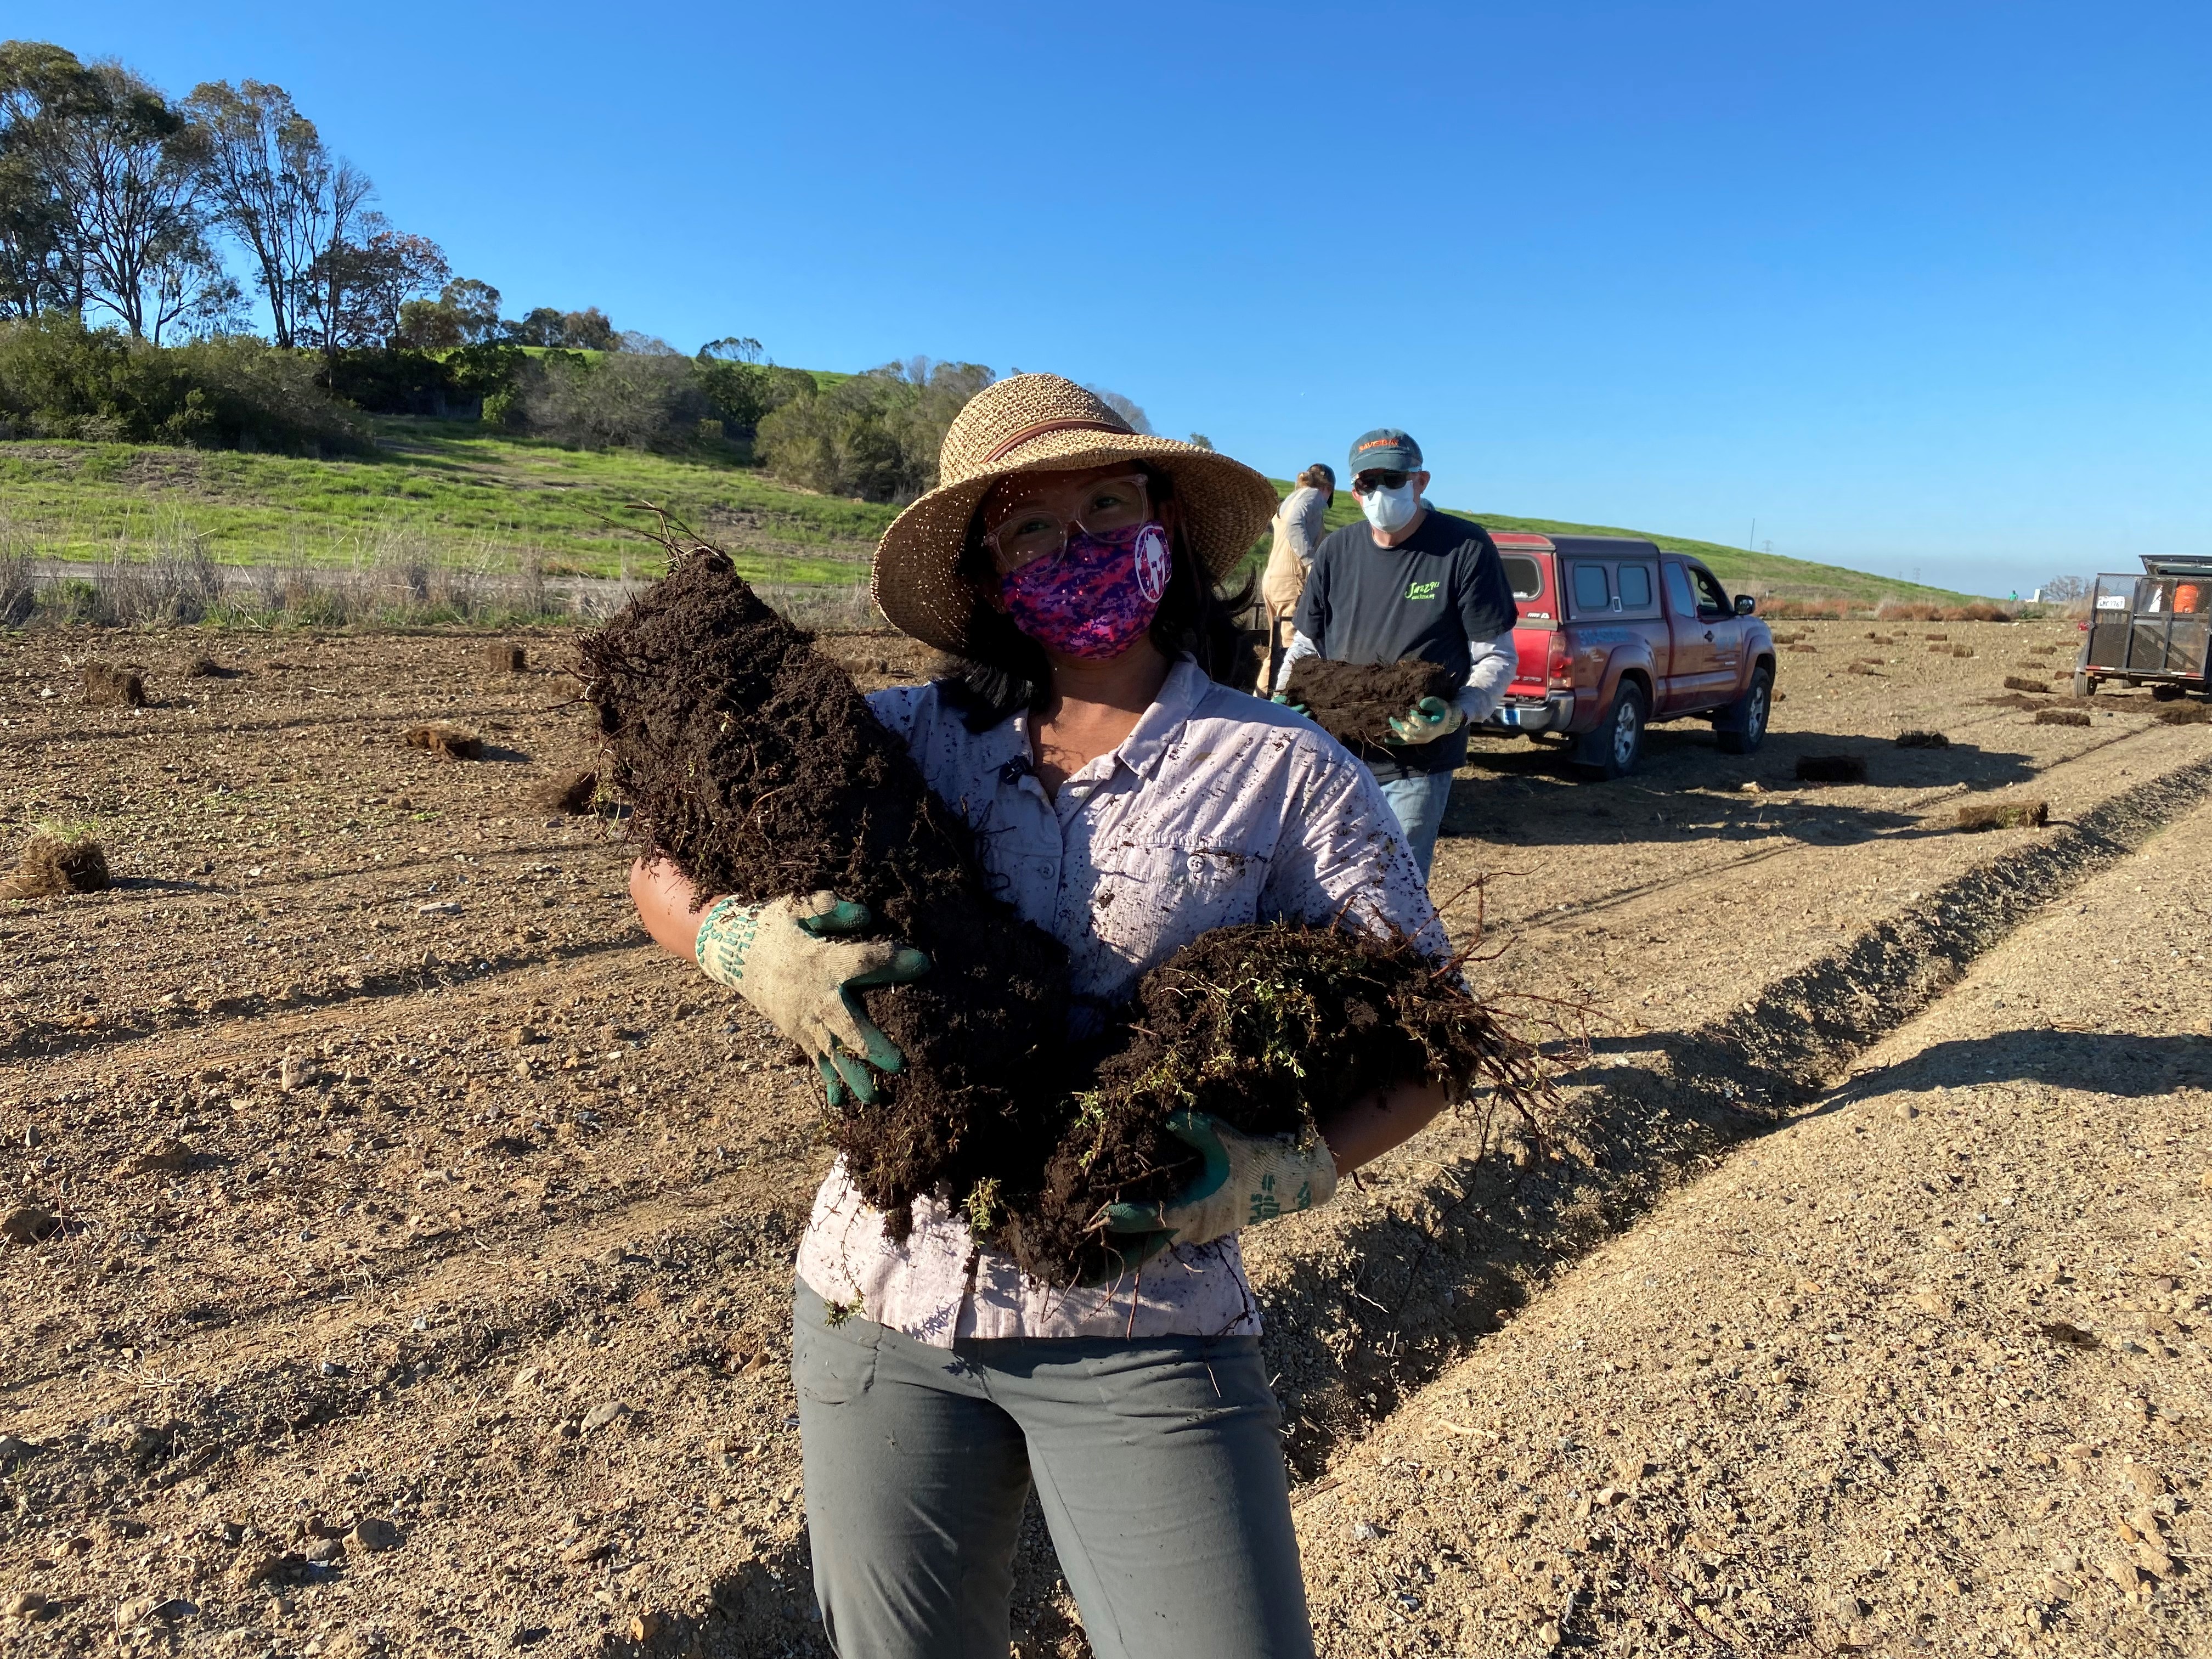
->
[1272,427,1518,878]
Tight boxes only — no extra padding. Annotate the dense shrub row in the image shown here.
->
[0,315,358,452]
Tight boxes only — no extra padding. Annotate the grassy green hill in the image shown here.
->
[1290,487,1967,606]
[0,413,1971,606]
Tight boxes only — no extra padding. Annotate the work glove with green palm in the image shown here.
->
[1099,1111,1339,1252]
[695,891,930,1106]
[1383,695,1466,746]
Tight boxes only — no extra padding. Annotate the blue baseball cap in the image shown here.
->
[1348,428,1422,477]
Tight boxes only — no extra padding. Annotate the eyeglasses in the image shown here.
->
[981,474,1153,569]
[1352,470,1413,494]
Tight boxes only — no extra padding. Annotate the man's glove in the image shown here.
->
[1269,691,1312,718]
[1384,695,1466,746]
[695,891,930,1105]
[1099,1112,1339,1248]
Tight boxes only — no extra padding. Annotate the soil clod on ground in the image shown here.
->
[1283,658,1458,749]
[2035,707,2091,726]
[2156,702,2211,725]
[0,832,110,898]
[1895,729,1950,747]
[527,770,600,812]
[81,663,144,708]
[1797,754,1869,784]
[486,643,527,674]
[403,723,484,760]
[2004,674,2053,694]
[1957,798,2049,831]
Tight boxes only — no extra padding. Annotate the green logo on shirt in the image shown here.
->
[1406,579,1440,601]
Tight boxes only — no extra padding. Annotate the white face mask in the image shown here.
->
[1360,481,1420,533]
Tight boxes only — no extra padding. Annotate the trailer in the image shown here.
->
[2074,555,2212,698]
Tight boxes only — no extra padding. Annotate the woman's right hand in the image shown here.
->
[691,887,932,1107]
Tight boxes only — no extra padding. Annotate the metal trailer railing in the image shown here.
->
[2083,573,2210,684]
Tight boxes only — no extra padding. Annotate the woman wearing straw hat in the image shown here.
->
[631,375,1454,1658]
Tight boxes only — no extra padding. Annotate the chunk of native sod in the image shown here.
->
[582,538,1528,1284]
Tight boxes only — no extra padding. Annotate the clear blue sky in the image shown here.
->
[15,2,2210,595]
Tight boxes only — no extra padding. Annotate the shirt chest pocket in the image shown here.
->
[1088,840,1268,960]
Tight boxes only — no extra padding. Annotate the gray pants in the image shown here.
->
[793,1283,1314,1659]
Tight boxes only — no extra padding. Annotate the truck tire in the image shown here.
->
[1571,680,1646,780]
[1715,664,1773,755]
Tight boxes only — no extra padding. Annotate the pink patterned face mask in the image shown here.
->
[999,521,1172,660]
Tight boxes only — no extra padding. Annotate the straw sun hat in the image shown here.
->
[872,374,1279,656]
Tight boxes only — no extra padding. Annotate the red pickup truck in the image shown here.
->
[1481,533,1776,778]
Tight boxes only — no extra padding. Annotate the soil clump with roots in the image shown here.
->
[81,663,145,708]
[1012,922,1526,1282]
[403,723,483,760]
[1284,658,1458,749]
[0,832,110,898]
[527,770,600,812]
[582,539,1525,1282]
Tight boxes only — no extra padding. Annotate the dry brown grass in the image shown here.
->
[1958,799,2049,831]
[0,832,110,898]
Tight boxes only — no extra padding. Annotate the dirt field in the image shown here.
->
[0,616,2206,1657]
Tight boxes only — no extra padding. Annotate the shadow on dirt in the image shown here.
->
[1250,749,2212,1485]
[1438,735,2041,854]
[1459,726,2040,795]
[1814,1030,2212,1112]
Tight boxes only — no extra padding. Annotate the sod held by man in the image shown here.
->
[628,375,1463,1659]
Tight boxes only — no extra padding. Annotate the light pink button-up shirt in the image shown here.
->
[794,657,1447,1346]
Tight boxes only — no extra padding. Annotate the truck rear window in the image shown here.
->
[1571,564,1610,612]
[1502,556,1543,601]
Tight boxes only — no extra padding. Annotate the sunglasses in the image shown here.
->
[1351,470,1413,493]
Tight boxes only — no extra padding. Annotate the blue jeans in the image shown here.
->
[1376,768,1455,879]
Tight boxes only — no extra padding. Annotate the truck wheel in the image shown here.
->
[1715,665,1773,755]
[2072,673,2095,697]
[1571,680,1646,780]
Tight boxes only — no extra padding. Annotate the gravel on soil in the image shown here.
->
[1295,792,2212,1657]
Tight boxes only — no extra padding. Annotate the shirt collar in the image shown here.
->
[1111,656,1211,782]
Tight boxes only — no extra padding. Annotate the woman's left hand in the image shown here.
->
[1100,1112,1339,1248]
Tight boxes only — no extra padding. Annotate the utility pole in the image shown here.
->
[1749,518,1757,555]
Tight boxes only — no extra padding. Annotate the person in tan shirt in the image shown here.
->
[1261,463,1333,680]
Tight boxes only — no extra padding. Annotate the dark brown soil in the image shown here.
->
[2156,702,2211,725]
[1009,922,1528,1283]
[486,642,527,674]
[82,663,144,708]
[2034,708,2091,726]
[1958,798,2049,831]
[2002,675,2053,694]
[527,769,600,812]
[1284,658,1458,749]
[1796,754,1869,784]
[0,833,109,898]
[403,723,483,760]
[579,541,1075,1244]
[1895,730,1950,748]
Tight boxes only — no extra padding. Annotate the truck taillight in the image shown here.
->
[1547,636,1573,686]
